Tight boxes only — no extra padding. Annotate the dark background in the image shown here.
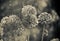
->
[0,0,60,40]
[51,0,60,39]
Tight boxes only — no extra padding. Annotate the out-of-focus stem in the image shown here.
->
[41,24,46,41]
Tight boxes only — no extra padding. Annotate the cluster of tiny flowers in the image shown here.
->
[1,15,24,31]
[0,15,25,41]
[21,5,38,28]
[38,12,53,24]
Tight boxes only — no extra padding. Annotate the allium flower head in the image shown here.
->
[38,12,53,24]
[1,15,23,30]
[0,15,25,41]
[21,5,37,17]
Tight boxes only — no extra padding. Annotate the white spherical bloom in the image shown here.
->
[1,15,23,30]
[22,5,37,17]
[0,15,25,41]
[38,12,53,24]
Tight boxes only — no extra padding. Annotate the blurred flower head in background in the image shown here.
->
[50,38,59,41]
[21,5,38,28]
[22,5,37,17]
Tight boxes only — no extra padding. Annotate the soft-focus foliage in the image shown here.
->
[0,0,24,19]
[0,39,3,41]
[37,0,48,10]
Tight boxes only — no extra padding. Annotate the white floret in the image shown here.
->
[38,12,53,24]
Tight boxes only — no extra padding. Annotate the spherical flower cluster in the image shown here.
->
[0,15,25,41]
[21,5,37,17]
[21,5,38,28]
[38,12,53,24]
[1,15,23,30]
